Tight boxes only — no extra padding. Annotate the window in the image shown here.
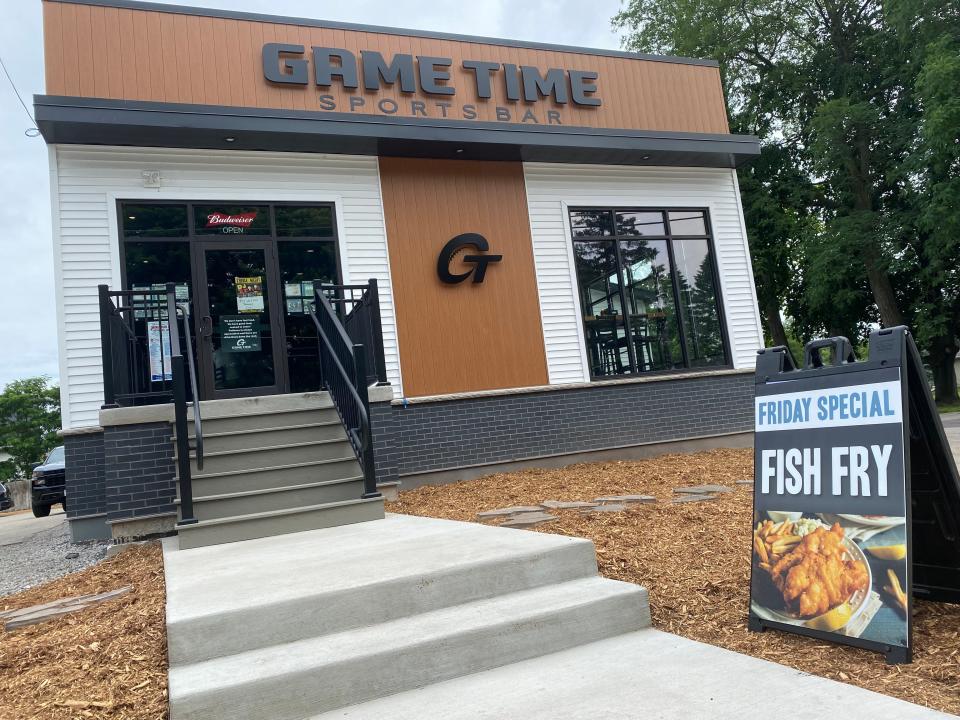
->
[569,208,727,378]
[278,241,339,392]
[122,204,188,237]
[275,205,334,237]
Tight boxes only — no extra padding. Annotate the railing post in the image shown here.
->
[366,279,388,385]
[167,284,197,526]
[98,284,119,408]
[353,345,380,499]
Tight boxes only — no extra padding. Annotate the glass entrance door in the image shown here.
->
[194,241,286,398]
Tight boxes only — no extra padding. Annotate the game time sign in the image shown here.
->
[749,328,960,664]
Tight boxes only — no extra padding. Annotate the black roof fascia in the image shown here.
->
[34,95,760,168]
[46,0,719,67]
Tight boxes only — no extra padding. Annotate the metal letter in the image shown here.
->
[361,51,416,93]
[418,56,455,95]
[312,47,359,88]
[520,66,569,103]
[263,43,307,85]
[569,70,601,106]
[462,60,500,98]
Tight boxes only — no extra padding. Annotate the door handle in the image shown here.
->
[200,315,213,341]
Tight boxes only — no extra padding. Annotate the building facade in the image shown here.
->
[37,0,763,543]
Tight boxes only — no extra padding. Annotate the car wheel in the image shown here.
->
[32,503,51,518]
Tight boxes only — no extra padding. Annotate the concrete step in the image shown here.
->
[175,497,384,550]
[165,514,601,665]
[176,478,366,522]
[195,407,339,435]
[184,439,354,475]
[167,575,649,720]
[183,457,362,496]
[305,630,949,720]
[182,421,347,453]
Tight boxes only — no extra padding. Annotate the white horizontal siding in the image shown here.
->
[523,163,764,384]
[52,146,400,429]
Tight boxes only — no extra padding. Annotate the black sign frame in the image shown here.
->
[748,326,960,664]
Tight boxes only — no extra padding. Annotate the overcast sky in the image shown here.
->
[0,0,624,389]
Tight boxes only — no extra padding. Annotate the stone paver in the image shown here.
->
[500,512,558,528]
[476,506,545,519]
[673,485,732,495]
[594,495,656,504]
[670,494,718,504]
[735,480,753,486]
[540,501,598,510]
[580,504,628,513]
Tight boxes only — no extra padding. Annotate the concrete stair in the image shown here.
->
[164,514,651,720]
[173,392,384,549]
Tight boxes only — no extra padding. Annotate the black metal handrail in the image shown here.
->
[98,283,200,524]
[175,302,204,473]
[166,285,199,526]
[310,286,380,499]
[98,284,186,407]
[322,280,388,387]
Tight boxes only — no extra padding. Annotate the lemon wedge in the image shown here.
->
[867,544,907,561]
[807,602,853,632]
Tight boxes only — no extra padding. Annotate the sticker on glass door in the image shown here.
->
[235,276,265,313]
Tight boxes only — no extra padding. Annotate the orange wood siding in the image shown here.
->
[378,158,549,397]
[42,1,730,134]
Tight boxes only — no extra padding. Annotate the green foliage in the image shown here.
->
[0,377,62,480]
[614,0,960,401]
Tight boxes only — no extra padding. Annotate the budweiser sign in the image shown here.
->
[205,211,258,228]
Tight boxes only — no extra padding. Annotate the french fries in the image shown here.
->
[753,519,803,568]
[884,568,908,612]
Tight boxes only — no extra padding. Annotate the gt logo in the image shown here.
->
[437,233,503,284]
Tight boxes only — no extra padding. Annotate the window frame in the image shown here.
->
[568,206,732,380]
[117,200,344,292]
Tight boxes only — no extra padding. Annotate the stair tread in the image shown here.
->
[178,420,344,441]
[186,456,359,481]
[168,575,645,696]
[176,497,380,530]
[183,438,351,460]
[177,477,365,504]
[164,515,597,625]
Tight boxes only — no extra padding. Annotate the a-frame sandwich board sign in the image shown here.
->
[748,326,960,664]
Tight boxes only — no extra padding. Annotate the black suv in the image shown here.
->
[31,445,66,517]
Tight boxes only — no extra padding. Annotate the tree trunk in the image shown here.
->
[860,242,905,328]
[930,339,959,405]
[760,296,790,349]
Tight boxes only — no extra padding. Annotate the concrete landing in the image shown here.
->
[163,513,649,720]
[310,629,952,720]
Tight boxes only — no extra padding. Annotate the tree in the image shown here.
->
[614,0,960,402]
[0,377,61,480]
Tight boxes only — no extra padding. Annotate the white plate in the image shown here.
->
[834,514,906,528]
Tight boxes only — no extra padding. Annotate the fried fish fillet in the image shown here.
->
[769,523,869,618]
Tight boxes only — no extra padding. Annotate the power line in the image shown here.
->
[0,54,39,137]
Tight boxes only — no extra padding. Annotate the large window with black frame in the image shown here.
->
[569,208,728,378]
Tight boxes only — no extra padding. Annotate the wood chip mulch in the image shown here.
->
[390,448,960,716]
[0,543,167,720]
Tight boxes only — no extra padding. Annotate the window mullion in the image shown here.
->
[664,235,689,368]
[613,236,639,373]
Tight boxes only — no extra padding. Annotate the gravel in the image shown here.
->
[0,521,109,598]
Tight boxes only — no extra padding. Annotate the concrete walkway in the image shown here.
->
[162,513,950,719]
[311,630,952,719]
